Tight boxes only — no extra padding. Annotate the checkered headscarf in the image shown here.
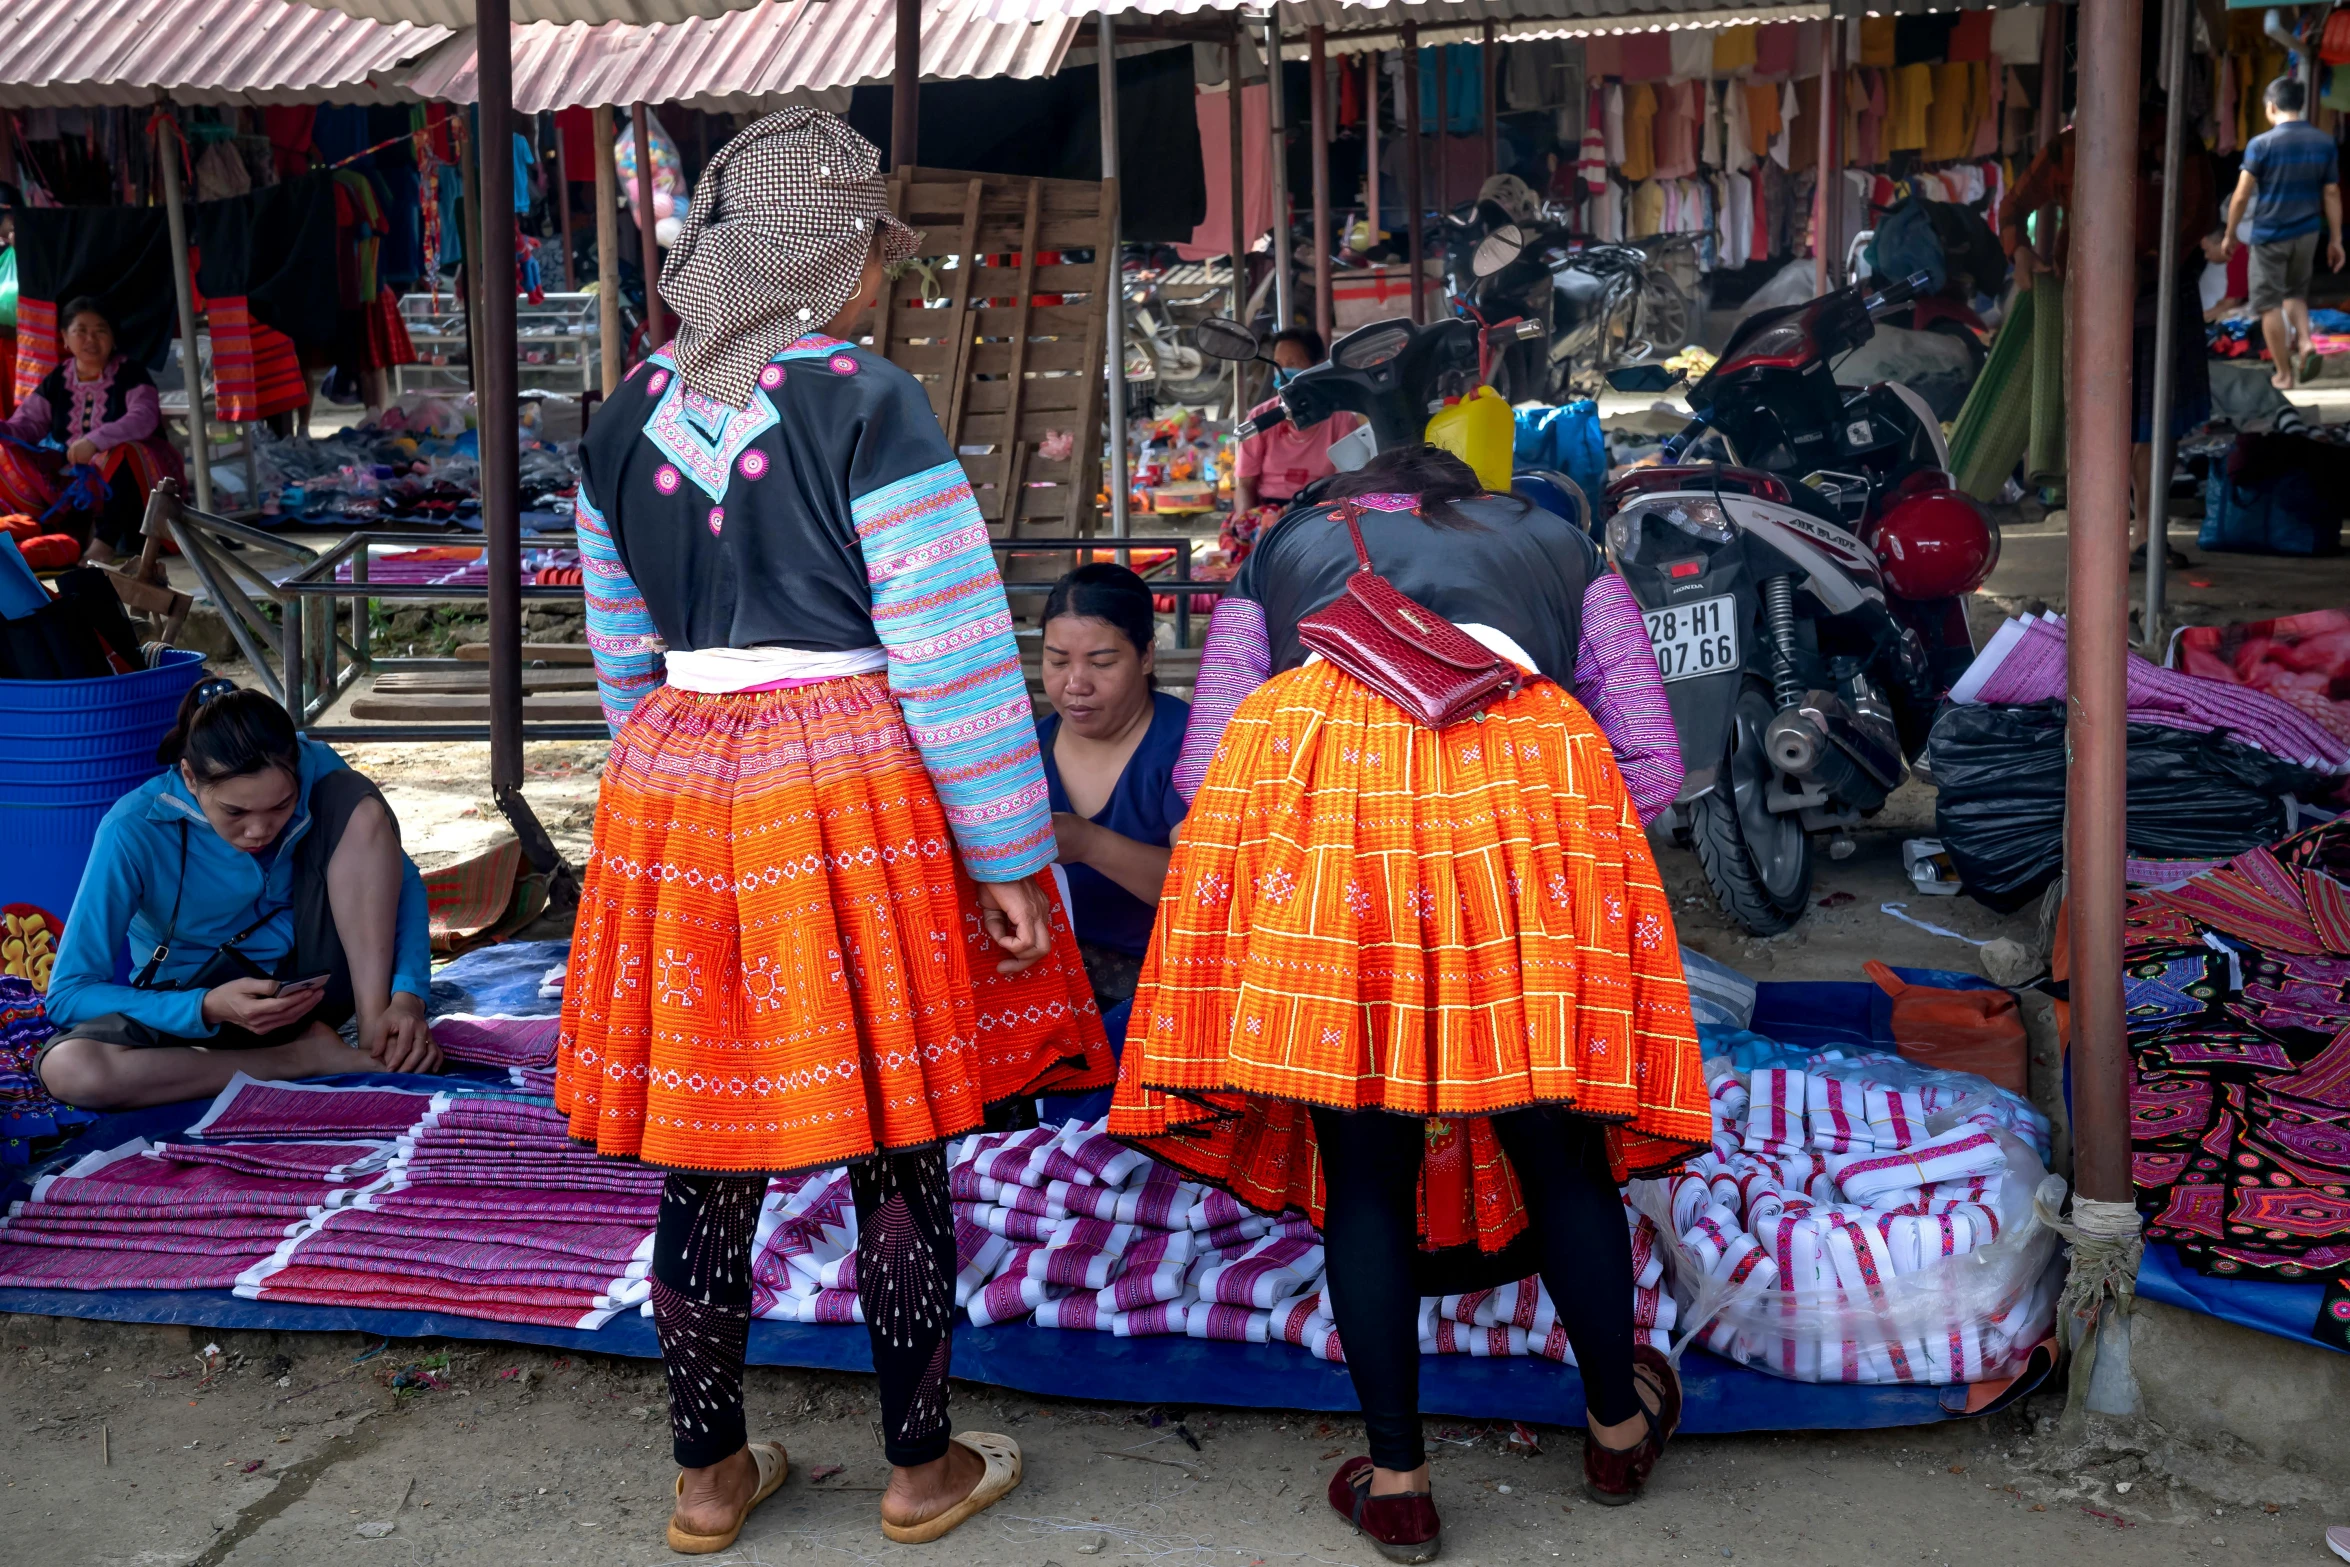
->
[660,108,919,408]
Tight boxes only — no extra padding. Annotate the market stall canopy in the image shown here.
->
[0,0,448,106]
[403,0,1078,112]
[953,0,2042,48]
[303,0,764,23]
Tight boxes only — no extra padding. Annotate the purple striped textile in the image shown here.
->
[186,1078,435,1142]
[5,1211,296,1243]
[0,1242,265,1290]
[511,1067,557,1097]
[1573,572,1684,824]
[1173,597,1271,803]
[150,1142,390,1180]
[312,1208,649,1263]
[1957,614,2350,772]
[397,1160,661,1193]
[409,1131,581,1154]
[427,1100,572,1133]
[430,1015,560,1069]
[248,1262,607,1322]
[0,1220,289,1254]
[1169,573,1686,822]
[291,1235,627,1293]
[35,1159,336,1216]
[369,1186,657,1223]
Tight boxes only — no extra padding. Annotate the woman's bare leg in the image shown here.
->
[326,795,402,1051]
[37,1022,355,1112]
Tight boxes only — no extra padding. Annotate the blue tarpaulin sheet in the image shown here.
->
[2136,1236,2340,1355]
[0,971,2045,1429]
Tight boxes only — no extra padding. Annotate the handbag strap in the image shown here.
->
[132,817,279,991]
[1334,500,1376,572]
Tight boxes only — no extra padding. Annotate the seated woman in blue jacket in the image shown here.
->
[38,680,440,1110]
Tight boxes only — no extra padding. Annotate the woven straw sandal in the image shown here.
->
[666,1440,789,1555]
[879,1432,1024,1545]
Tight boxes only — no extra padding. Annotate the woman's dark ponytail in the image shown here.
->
[157,679,300,783]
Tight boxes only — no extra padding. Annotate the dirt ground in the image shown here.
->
[2,1318,2333,1567]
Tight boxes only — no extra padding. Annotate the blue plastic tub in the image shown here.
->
[0,651,209,925]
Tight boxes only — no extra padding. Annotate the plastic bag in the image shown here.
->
[1928,701,2329,911]
[1635,1050,2061,1386]
[1864,960,2026,1094]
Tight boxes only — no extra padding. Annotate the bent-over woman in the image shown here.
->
[560,109,1111,1556]
[1111,446,1706,1563]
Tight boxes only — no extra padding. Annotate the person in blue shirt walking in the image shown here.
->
[2223,75,2345,391]
[37,680,439,1110]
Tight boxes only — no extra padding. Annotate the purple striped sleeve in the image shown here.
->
[1575,570,1683,824]
[1172,596,1271,803]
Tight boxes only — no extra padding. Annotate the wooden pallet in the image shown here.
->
[348,692,605,723]
[879,167,1116,550]
[371,668,599,694]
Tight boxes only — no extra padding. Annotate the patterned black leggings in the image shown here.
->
[650,1148,959,1469]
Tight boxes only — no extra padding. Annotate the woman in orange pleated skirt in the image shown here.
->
[1109,448,1709,1561]
[559,111,1107,1554]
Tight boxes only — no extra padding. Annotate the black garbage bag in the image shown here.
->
[1928,701,2331,911]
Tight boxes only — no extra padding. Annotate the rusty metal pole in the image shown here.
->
[1227,32,1248,415]
[1434,40,1450,218]
[630,105,666,346]
[1364,50,1381,252]
[2143,0,2190,642]
[892,0,920,170]
[1309,26,1334,348]
[2035,2,2065,266]
[1403,24,1425,325]
[593,105,622,393]
[1482,20,1498,179]
[2067,0,2141,1242]
[1265,10,1293,330]
[1814,20,1843,294]
[550,113,575,293]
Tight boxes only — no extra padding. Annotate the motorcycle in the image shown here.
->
[1597,271,1999,934]
[1445,201,1696,401]
[1124,251,1240,406]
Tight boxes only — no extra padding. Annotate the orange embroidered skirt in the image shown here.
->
[557,673,1112,1175]
[1106,660,1710,1252]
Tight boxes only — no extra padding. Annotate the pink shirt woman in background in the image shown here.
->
[0,298,184,569]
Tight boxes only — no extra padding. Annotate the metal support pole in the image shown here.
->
[1265,10,1293,331]
[1309,26,1334,348]
[1403,24,1425,325]
[1226,33,1247,415]
[551,110,575,293]
[1365,50,1381,252]
[155,109,213,515]
[1434,41,1450,217]
[2144,0,2189,642]
[1815,20,1843,295]
[594,104,622,394]
[477,0,559,875]
[1099,9,1131,552]
[1482,20,1498,179]
[2067,0,2142,1221]
[631,104,665,346]
[892,0,920,169]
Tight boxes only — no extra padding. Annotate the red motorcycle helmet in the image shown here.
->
[1869,477,1999,599]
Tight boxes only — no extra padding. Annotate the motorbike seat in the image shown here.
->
[1553,266,1609,328]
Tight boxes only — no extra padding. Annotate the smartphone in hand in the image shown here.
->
[276,973,332,998]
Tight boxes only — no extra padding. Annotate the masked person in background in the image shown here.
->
[560,109,1111,1556]
[1224,329,1363,569]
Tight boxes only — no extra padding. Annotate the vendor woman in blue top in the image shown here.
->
[1035,564,1188,1010]
[37,680,439,1110]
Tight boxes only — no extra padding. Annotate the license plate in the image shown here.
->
[1642,594,1740,683]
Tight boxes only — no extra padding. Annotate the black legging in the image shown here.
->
[1311,1105,1639,1472]
[650,1147,958,1470]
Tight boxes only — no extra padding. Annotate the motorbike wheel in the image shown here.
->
[1690,681,1815,935]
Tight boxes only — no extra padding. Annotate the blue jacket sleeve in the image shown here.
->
[45,811,215,1038]
[391,854,431,1001]
[577,480,665,733]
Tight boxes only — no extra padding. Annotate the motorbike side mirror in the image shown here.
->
[1605,364,1682,394]
[1193,317,1262,364]
[1472,224,1530,279]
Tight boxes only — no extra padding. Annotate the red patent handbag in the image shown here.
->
[1294,502,1523,727]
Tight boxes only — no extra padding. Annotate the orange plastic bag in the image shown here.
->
[17,534,80,572]
[1863,960,2028,1094]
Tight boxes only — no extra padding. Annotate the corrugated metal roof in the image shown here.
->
[306,0,796,26]
[405,0,1076,112]
[0,0,447,106]
[960,0,2031,35]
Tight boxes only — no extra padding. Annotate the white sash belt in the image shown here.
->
[664,645,888,693]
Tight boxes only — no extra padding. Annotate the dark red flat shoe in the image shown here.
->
[1329,1455,1442,1563]
[1583,1344,1684,1506]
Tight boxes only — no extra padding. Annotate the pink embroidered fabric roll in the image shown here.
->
[1111,1301,1191,1337]
[1826,1125,2006,1202]
[1743,1068,1809,1151]
[1807,1076,1871,1153]
[1864,1086,1929,1149]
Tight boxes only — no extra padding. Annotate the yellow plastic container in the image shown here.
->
[1423,385,1515,492]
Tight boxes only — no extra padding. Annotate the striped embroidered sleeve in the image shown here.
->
[1172,595,1271,804]
[853,460,1054,881]
[576,482,664,735]
[1576,569,1683,824]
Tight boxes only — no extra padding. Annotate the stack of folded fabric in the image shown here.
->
[0,976,93,1166]
[239,1089,652,1329]
[1659,1052,2062,1384]
[742,1118,1676,1369]
[0,1136,392,1290]
[427,1014,559,1070]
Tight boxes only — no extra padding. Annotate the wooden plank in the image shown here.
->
[372,668,600,694]
[349,692,607,722]
[942,178,987,445]
[1066,174,1116,539]
[991,179,1044,537]
[454,642,595,664]
[961,378,1089,415]
[966,301,1103,338]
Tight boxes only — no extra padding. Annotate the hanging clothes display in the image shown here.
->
[194,172,342,424]
[9,206,175,407]
[1925,62,1975,162]
[1669,29,1712,83]
[1888,63,1935,153]
[1654,81,1698,180]
[1713,25,1758,75]
[1621,83,1659,182]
